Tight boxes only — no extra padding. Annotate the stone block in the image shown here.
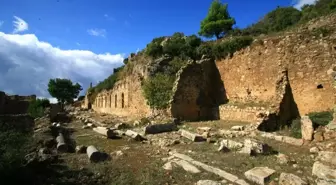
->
[241,139,273,155]
[312,161,336,181]
[86,145,101,162]
[56,133,68,153]
[282,136,303,146]
[180,129,205,142]
[196,180,222,185]
[317,151,336,165]
[219,139,244,151]
[231,125,245,131]
[125,130,144,141]
[279,173,307,185]
[144,123,177,135]
[93,127,117,138]
[244,167,275,185]
[301,116,314,141]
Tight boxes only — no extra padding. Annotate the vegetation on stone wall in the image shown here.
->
[28,98,50,118]
[142,73,175,109]
[308,111,333,127]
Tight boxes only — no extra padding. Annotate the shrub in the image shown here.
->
[308,111,333,127]
[28,98,50,118]
[290,118,302,138]
[142,73,175,109]
[77,95,85,101]
[145,37,165,58]
[162,32,186,57]
[212,36,253,59]
[196,44,213,58]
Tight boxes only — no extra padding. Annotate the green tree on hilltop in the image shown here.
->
[199,0,235,39]
[48,78,82,109]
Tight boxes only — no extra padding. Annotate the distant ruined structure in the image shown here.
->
[0,91,36,115]
[83,14,336,128]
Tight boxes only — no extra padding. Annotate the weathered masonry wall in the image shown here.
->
[92,75,151,118]
[217,16,336,116]
[218,105,268,123]
[0,91,36,115]
[170,58,227,121]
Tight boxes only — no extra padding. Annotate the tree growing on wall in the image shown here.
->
[48,78,82,109]
[199,0,235,39]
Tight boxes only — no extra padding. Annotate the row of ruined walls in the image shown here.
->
[87,14,336,126]
[0,91,36,115]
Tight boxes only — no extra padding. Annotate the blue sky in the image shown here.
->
[0,0,314,100]
[0,0,303,54]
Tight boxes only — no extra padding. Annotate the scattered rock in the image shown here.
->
[231,125,245,131]
[277,153,290,164]
[180,129,205,142]
[316,151,336,165]
[172,159,201,173]
[144,123,177,135]
[125,130,144,141]
[56,133,68,153]
[240,139,273,155]
[301,116,314,141]
[76,145,87,154]
[310,146,320,153]
[282,136,303,146]
[314,131,324,142]
[312,161,336,181]
[197,127,211,133]
[218,139,244,152]
[93,127,117,139]
[279,173,307,185]
[196,180,222,185]
[162,162,173,170]
[244,167,276,185]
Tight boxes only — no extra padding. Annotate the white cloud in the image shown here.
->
[87,28,106,37]
[0,32,124,99]
[0,21,4,27]
[13,16,28,33]
[293,0,317,9]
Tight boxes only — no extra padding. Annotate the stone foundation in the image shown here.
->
[219,105,268,123]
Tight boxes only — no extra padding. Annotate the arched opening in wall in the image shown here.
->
[317,84,323,89]
[122,93,124,108]
[115,95,117,108]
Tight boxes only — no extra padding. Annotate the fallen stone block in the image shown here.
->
[196,180,222,185]
[218,139,243,152]
[125,130,144,141]
[244,167,275,185]
[197,127,211,133]
[172,159,201,173]
[282,136,303,146]
[114,129,125,136]
[76,145,87,154]
[162,162,173,170]
[170,152,244,183]
[231,125,245,131]
[93,127,117,138]
[240,139,272,155]
[279,172,307,185]
[144,123,178,135]
[181,129,205,142]
[317,151,336,165]
[114,123,128,130]
[312,161,336,182]
[310,146,320,154]
[56,133,68,153]
[86,145,101,162]
[277,153,290,164]
[301,116,314,141]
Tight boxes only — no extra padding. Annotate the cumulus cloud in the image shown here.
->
[0,32,124,99]
[87,28,106,37]
[13,16,28,33]
[293,0,317,9]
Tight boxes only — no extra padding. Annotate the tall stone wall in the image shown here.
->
[170,58,227,121]
[216,16,336,117]
[0,91,36,115]
[92,75,151,118]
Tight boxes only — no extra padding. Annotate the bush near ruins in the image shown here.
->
[290,118,302,139]
[28,98,50,118]
[142,73,175,109]
[308,111,333,128]
[211,36,253,59]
